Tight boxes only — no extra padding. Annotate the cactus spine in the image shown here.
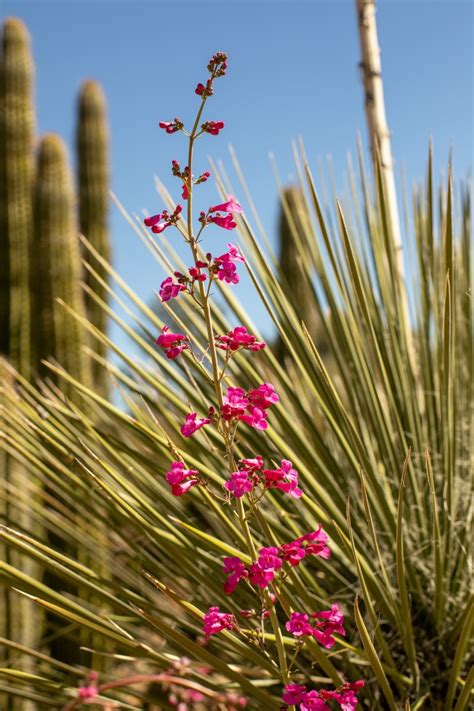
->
[76,79,110,396]
[33,133,91,396]
[0,18,35,377]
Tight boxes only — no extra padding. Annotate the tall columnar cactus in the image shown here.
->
[33,133,91,396]
[0,23,40,711]
[0,18,35,377]
[76,79,111,395]
[277,186,326,361]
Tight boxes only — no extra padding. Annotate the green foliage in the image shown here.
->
[0,19,111,708]
[0,17,35,377]
[76,79,111,397]
[0,144,472,710]
[32,133,91,397]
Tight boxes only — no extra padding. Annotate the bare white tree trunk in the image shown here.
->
[355,0,414,349]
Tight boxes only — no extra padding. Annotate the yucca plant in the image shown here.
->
[0,49,472,711]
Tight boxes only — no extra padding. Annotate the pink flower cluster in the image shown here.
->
[156,326,188,359]
[77,671,99,700]
[225,457,302,499]
[285,604,345,649]
[145,204,183,234]
[221,382,279,431]
[159,117,184,134]
[165,461,200,496]
[158,244,244,303]
[199,197,243,232]
[203,606,236,640]
[213,243,245,283]
[171,160,210,200]
[216,326,265,352]
[159,276,187,302]
[282,681,365,711]
[202,120,225,136]
[180,384,278,439]
[222,527,330,594]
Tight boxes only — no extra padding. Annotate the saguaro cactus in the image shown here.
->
[0,18,35,377]
[33,133,91,395]
[276,186,324,360]
[76,79,111,395]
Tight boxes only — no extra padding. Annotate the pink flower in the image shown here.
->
[165,461,199,496]
[188,264,207,282]
[225,470,254,498]
[264,459,302,498]
[181,412,211,438]
[78,685,99,699]
[203,606,235,640]
[298,526,331,560]
[221,386,249,419]
[282,685,307,705]
[248,562,274,589]
[257,547,283,570]
[249,546,282,588]
[216,326,266,352]
[195,82,206,95]
[223,557,248,594]
[320,681,365,711]
[209,213,237,230]
[196,170,211,184]
[217,243,245,264]
[285,612,313,638]
[182,183,189,200]
[156,326,188,360]
[279,540,306,567]
[248,383,279,409]
[159,277,187,302]
[238,405,268,430]
[210,197,243,214]
[159,117,183,134]
[239,455,264,471]
[300,690,330,711]
[214,244,245,283]
[145,205,182,234]
[144,212,171,234]
[202,120,225,135]
[311,604,345,649]
[216,260,239,284]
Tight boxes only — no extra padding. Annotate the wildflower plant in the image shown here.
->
[1,47,472,711]
[140,51,364,710]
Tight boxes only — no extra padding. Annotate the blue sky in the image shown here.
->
[2,0,473,350]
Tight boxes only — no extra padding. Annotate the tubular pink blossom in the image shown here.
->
[165,461,199,496]
[202,120,225,135]
[285,612,313,637]
[144,213,164,227]
[210,197,243,214]
[282,685,307,705]
[248,383,279,409]
[223,557,248,594]
[225,470,254,498]
[159,277,186,302]
[216,326,266,352]
[78,685,99,700]
[181,412,211,438]
[209,214,237,230]
[156,326,188,359]
[203,607,235,640]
